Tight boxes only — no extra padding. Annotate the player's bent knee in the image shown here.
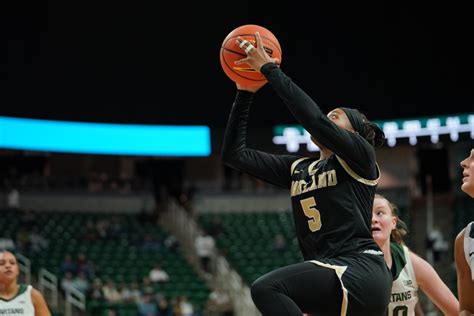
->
[250,278,272,303]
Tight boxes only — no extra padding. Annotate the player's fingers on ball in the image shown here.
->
[234,57,248,65]
[236,37,250,51]
[235,38,243,50]
[244,43,254,54]
[255,32,263,48]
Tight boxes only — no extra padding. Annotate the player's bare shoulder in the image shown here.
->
[455,227,467,249]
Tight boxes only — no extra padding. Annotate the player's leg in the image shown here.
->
[250,261,343,316]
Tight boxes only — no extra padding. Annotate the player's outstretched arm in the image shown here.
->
[455,228,474,315]
[32,288,52,316]
[410,251,459,316]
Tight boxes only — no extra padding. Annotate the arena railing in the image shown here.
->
[38,268,58,310]
[164,200,259,316]
[16,252,31,285]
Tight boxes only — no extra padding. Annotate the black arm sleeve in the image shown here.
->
[261,63,377,180]
[221,90,300,189]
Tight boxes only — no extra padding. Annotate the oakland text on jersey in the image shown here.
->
[291,169,337,196]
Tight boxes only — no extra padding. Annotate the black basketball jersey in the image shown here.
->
[222,63,382,261]
[289,155,380,260]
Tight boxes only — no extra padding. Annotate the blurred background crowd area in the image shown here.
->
[2,1,473,315]
[0,137,473,315]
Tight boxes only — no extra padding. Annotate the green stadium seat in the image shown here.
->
[15,210,210,316]
[198,210,304,285]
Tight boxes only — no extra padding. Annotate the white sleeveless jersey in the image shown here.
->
[388,243,419,316]
[0,284,35,315]
[463,221,474,280]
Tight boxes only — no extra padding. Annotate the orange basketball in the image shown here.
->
[220,24,282,87]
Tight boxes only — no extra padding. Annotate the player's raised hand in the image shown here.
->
[235,32,280,72]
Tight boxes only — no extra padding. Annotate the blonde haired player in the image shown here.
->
[0,251,51,316]
[372,194,459,316]
[454,148,474,316]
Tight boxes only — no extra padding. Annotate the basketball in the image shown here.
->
[220,24,282,87]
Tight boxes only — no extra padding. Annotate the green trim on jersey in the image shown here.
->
[390,242,407,280]
[0,284,28,302]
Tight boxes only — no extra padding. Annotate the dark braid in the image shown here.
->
[356,110,385,147]
[364,121,385,147]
